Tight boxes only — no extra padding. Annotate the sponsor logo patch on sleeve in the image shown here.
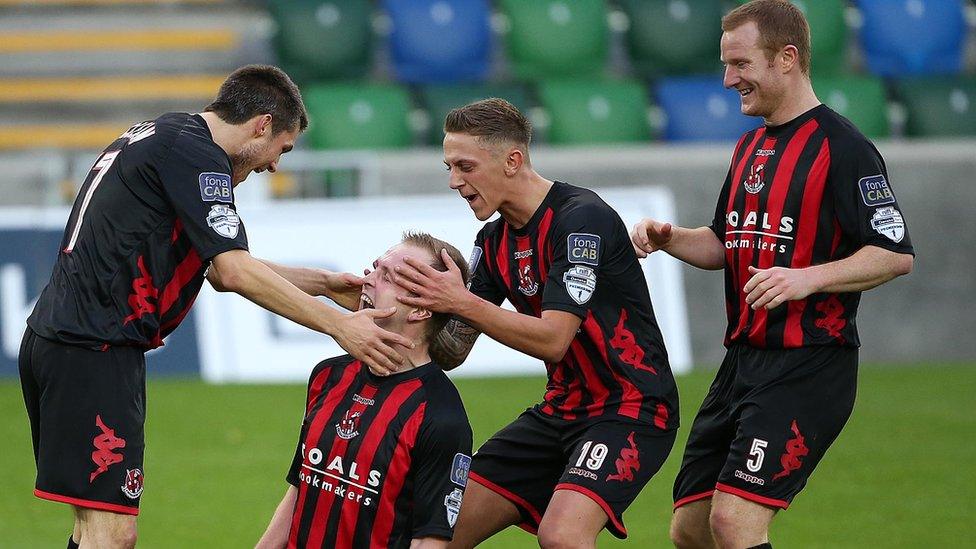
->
[199,172,233,203]
[567,233,601,266]
[870,207,905,243]
[450,453,471,487]
[206,204,241,239]
[563,265,597,305]
[858,174,894,207]
[468,246,483,273]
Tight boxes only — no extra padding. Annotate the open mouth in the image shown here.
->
[360,294,375,309]
[462,193,478,204]
[739,87,753,97]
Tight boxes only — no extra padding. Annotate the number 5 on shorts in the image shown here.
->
[747,438,768,472]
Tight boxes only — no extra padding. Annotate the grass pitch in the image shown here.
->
[1,363,974,548]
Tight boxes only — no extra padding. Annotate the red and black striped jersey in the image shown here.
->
[286,355,473,548]
[27,113,248,350]
[469,181,679,429]
[710,104,915,349]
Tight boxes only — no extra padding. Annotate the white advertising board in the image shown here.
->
[197,187,691,382]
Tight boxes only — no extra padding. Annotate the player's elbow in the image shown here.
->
[210,250,252,294]
[542,339,573,364]
[893,253,913,277]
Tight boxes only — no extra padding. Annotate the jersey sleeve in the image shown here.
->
[710,166,734,240]
[467,229,505,306]
[541,201,617,318]
[410,400,473,540]
[829,138,914,255]
[156,132,249,261]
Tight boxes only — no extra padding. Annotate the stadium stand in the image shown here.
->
[267,0,374,83]
[654,76,759,142]
[536,78,651,144]
[856,0,968,76]
[419,82,531,144]
[384,0,492,83]
[813,75,890,138]
[617,0,724,77]
[894,75,976,137]
[303,83,413,149]
[497,0,608,78]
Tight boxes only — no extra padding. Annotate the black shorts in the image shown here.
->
[673,344,857,511]
[470,407,676,538]
[19,327,147,515]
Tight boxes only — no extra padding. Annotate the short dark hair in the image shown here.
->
[722,0,811,75]
[400,231,470,344]
[205,64,309,134]
[444,98,532,149]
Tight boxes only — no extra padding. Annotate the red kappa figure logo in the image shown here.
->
[773,420,810,480]
[609,309,657,374]
[122,255,159,324]
[121,469,144,499]
[607,432,641,482]
[814,296,847,342]
[90,415,126,482]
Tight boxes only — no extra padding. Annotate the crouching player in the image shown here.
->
[257,232,474,548]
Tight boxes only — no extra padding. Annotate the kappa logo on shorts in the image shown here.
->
[90,415,126,483]
[567,233,601,266]
[858,174,895,207]
[199,172,233,203]
[606,432,641,482]
[206,204,240,239]
[450,453,471,487]
[121,468,144,499]
[772,420,809,481]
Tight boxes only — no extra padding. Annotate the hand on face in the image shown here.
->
[392,248,468,315]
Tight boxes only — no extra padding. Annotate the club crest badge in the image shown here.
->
[870,207,905,243]
[563,265,597,305]
[517,265,539,296]
[121,468,144,499]
[336,410,362,440]
[744,163,765,194]
[206,204,240,239]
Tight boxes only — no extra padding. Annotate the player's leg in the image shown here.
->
[451,409,565,547]
[709,346,858,547]
[542,420,676,546]
[536,490,608,549]
[448,480,522,548]
[708,492,775,549]
[670,499,715,549]
[671,348,743,548]
[74,507,138,549]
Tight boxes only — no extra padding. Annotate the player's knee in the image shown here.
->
[537,522,592,549]
[708,505,737,546]
[670,518,704,549]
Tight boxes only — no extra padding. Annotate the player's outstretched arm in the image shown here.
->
[394,250,580,364]
[255,485,297,549]
[630,218,725,270]
[743,245,914,310]
[208,249,414,373]
[257,258,364,311]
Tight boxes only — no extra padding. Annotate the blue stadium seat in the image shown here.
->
[655,77,760,142]
[383,0,492,83]
[855,0,967,76]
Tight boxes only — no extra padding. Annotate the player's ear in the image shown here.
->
[504,148,524,177]
[407,307,432,323]
[780,44,799,73]
[252,114,273,137]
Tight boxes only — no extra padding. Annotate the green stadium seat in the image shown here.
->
[814,76,889,138]
[536,79,651,144]
[617,0,723,77]
[498,0,608,78]
[304,83,413,149]
[267,0,373,82]
[894,77,976,137]
[736,0,848,75]
[419,83,532,145]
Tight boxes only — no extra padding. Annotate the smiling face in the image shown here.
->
[721,21,788,121]
[443,132,515,221]
[229,126,297,186]
[359,243,434,332]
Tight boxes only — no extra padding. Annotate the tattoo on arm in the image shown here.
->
[430,318,480,371]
